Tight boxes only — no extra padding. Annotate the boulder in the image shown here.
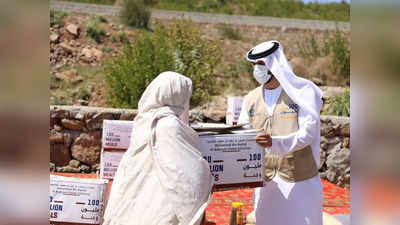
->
[60,165,81,173]
[50,143,71,166]
[71,133,101,165]
[79,164,91,173]
[325,147,350,187]
[92,48,103,60]
[51,108,70,119]
[54,124,63,131]
[55,69,83,84]
[61,118,84,130]
[85,112,114,130]
[81,47,93,62]
[69,159,81,168]
[59,42,75,54]
[50,162,56,172]
[339,123,350,137]
[50,33,60,43]
[342,137,350,148]
[50,130,64,143]
[65,24,80,37]
[321,122,336,138]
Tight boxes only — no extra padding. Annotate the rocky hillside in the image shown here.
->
[50,10,350,109]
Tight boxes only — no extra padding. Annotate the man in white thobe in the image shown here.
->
[239,41,323,225]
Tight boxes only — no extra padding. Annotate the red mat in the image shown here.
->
[51,173,350,225]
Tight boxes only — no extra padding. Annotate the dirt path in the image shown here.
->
[50,0,350,31]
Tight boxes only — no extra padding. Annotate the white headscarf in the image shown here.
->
[131,71,193,150]
[247,41,323,162]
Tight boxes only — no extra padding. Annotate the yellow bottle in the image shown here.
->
[231,202,244,225]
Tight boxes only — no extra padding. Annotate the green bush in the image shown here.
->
[324,88,350,117]
[331,29,350,78]
[160,19,221,105]
[297,30,350,78]
[86,19,106,43]
[297,34,331,59]
[104,19,221,108]
[104,33,174,108]
[118,31,130,44]
[219,24,242,40]
[120,0,151,29]
[226,59,258,91]
[97,15,108,23]
[50,10,68,27]
[102,46,114,53]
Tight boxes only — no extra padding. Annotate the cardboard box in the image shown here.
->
[100,120,134,179]
[226,97,244,125]
[199,133,265,190]
[100,150,126,179]
[102,120,134,150]
[49,175,109,225]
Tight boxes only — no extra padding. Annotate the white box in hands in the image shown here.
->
[199,133,265,190]
[49,175,109,225]
[100,120,134,179]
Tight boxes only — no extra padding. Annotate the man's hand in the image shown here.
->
[255,132,272,148]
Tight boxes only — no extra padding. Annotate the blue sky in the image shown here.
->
[302,0,350,3]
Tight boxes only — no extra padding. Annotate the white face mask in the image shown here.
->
[253,64,272,85]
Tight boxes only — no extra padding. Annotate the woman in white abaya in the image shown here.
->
[103,72,213,225]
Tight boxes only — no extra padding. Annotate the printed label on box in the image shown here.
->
[49,175,108,225]
[100,150,126,179]
[102,120,134,149]
[199,133,264,189]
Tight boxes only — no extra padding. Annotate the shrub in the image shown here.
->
[97,15,108,23]
[331,29,350,78]
[86,19,106,43]
[50,10,68,27]
[219,24,242,40]
[225,59,258,92]
[118,31,130,44]
[297,30,350,78]
[104,19,221,108]
[120,0,151,29]
[102,46,114,53]
[297,34,330,59]
[111,35,118,43]
[160,19,221,105]
[104,33,174,108]
[324,88,350,117]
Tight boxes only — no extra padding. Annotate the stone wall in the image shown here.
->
[49,105,350,188]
